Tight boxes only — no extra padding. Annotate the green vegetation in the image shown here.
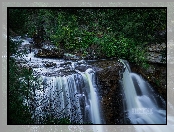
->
[9,8,166,66]
[9,39,33,124]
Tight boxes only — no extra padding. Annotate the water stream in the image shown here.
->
[120,59,166,124]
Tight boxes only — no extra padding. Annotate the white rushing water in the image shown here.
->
[32,69,103,124]
[11,37,103,124]
[85,68,102,124]
[8,35,173,131]
[34,75,83,124]
[120,59,166,124]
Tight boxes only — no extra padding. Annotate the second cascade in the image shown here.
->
[120,59,166,124]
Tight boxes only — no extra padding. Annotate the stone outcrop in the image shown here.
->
[63,53,81,60]
[36,49,63,58]
[91,60,125,124]
[147,43,166,64]
[130,62,166,101]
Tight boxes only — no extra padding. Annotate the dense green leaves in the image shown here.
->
[9,53,34,124]
[9,9,29,35]
[9,8,166,66]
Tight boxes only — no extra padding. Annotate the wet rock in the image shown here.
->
[75,64,90,72]
[43,61,57,68]
[41,41,57,50]
[147,43,166,64]
[91,60,124,124]
[58,69,77,76]
[31,63,41,68]
[40,68,77,77]
[146,66,155,73]
[36,49,63,58]
[147,52,164,63]
[63,53,80,60]
[130,62,166,101]
[77,60,87,65]
[59,61,72,66]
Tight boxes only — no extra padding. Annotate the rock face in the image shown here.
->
[91,60,124,124]
[36,49,63,58]
[147,43,166,64]
[63,53,81,60]
[34,40,64,58]
[130,62,166,101]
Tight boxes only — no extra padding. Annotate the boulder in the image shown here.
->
[75,64,91,72]
[91,60,124,124]
[36,49,63,58]
[63,53,80,60]
[43,61,57,68]
[147,43,166,64]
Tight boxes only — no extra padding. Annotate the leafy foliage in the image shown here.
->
[8,39,34,124]
[9,8,166,66]
[9,9,30,35]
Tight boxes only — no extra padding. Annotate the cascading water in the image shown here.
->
[33,68,103,124]
[31,67,104,124]
[11,37,104,125]
[13,36,167,126]
[33,74,84,124]
[120,59,166,124]
[9,36,173,131]
[84,68,102,124]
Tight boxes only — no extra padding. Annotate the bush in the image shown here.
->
[8,39,39,124]
[9,8,166,66]
[9,57,34,124]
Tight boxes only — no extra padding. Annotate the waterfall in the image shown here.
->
[84,68,102,124]
[120,59,166,124]
[11,37,103,124]
[34,74,80,123]
[32,68,102,124]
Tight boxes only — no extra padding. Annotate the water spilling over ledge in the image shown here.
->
[30,68,104,124]
[120,59,166,124]
[9,37,166,125]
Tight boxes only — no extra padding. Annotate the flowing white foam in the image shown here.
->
[120,59,166,124]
